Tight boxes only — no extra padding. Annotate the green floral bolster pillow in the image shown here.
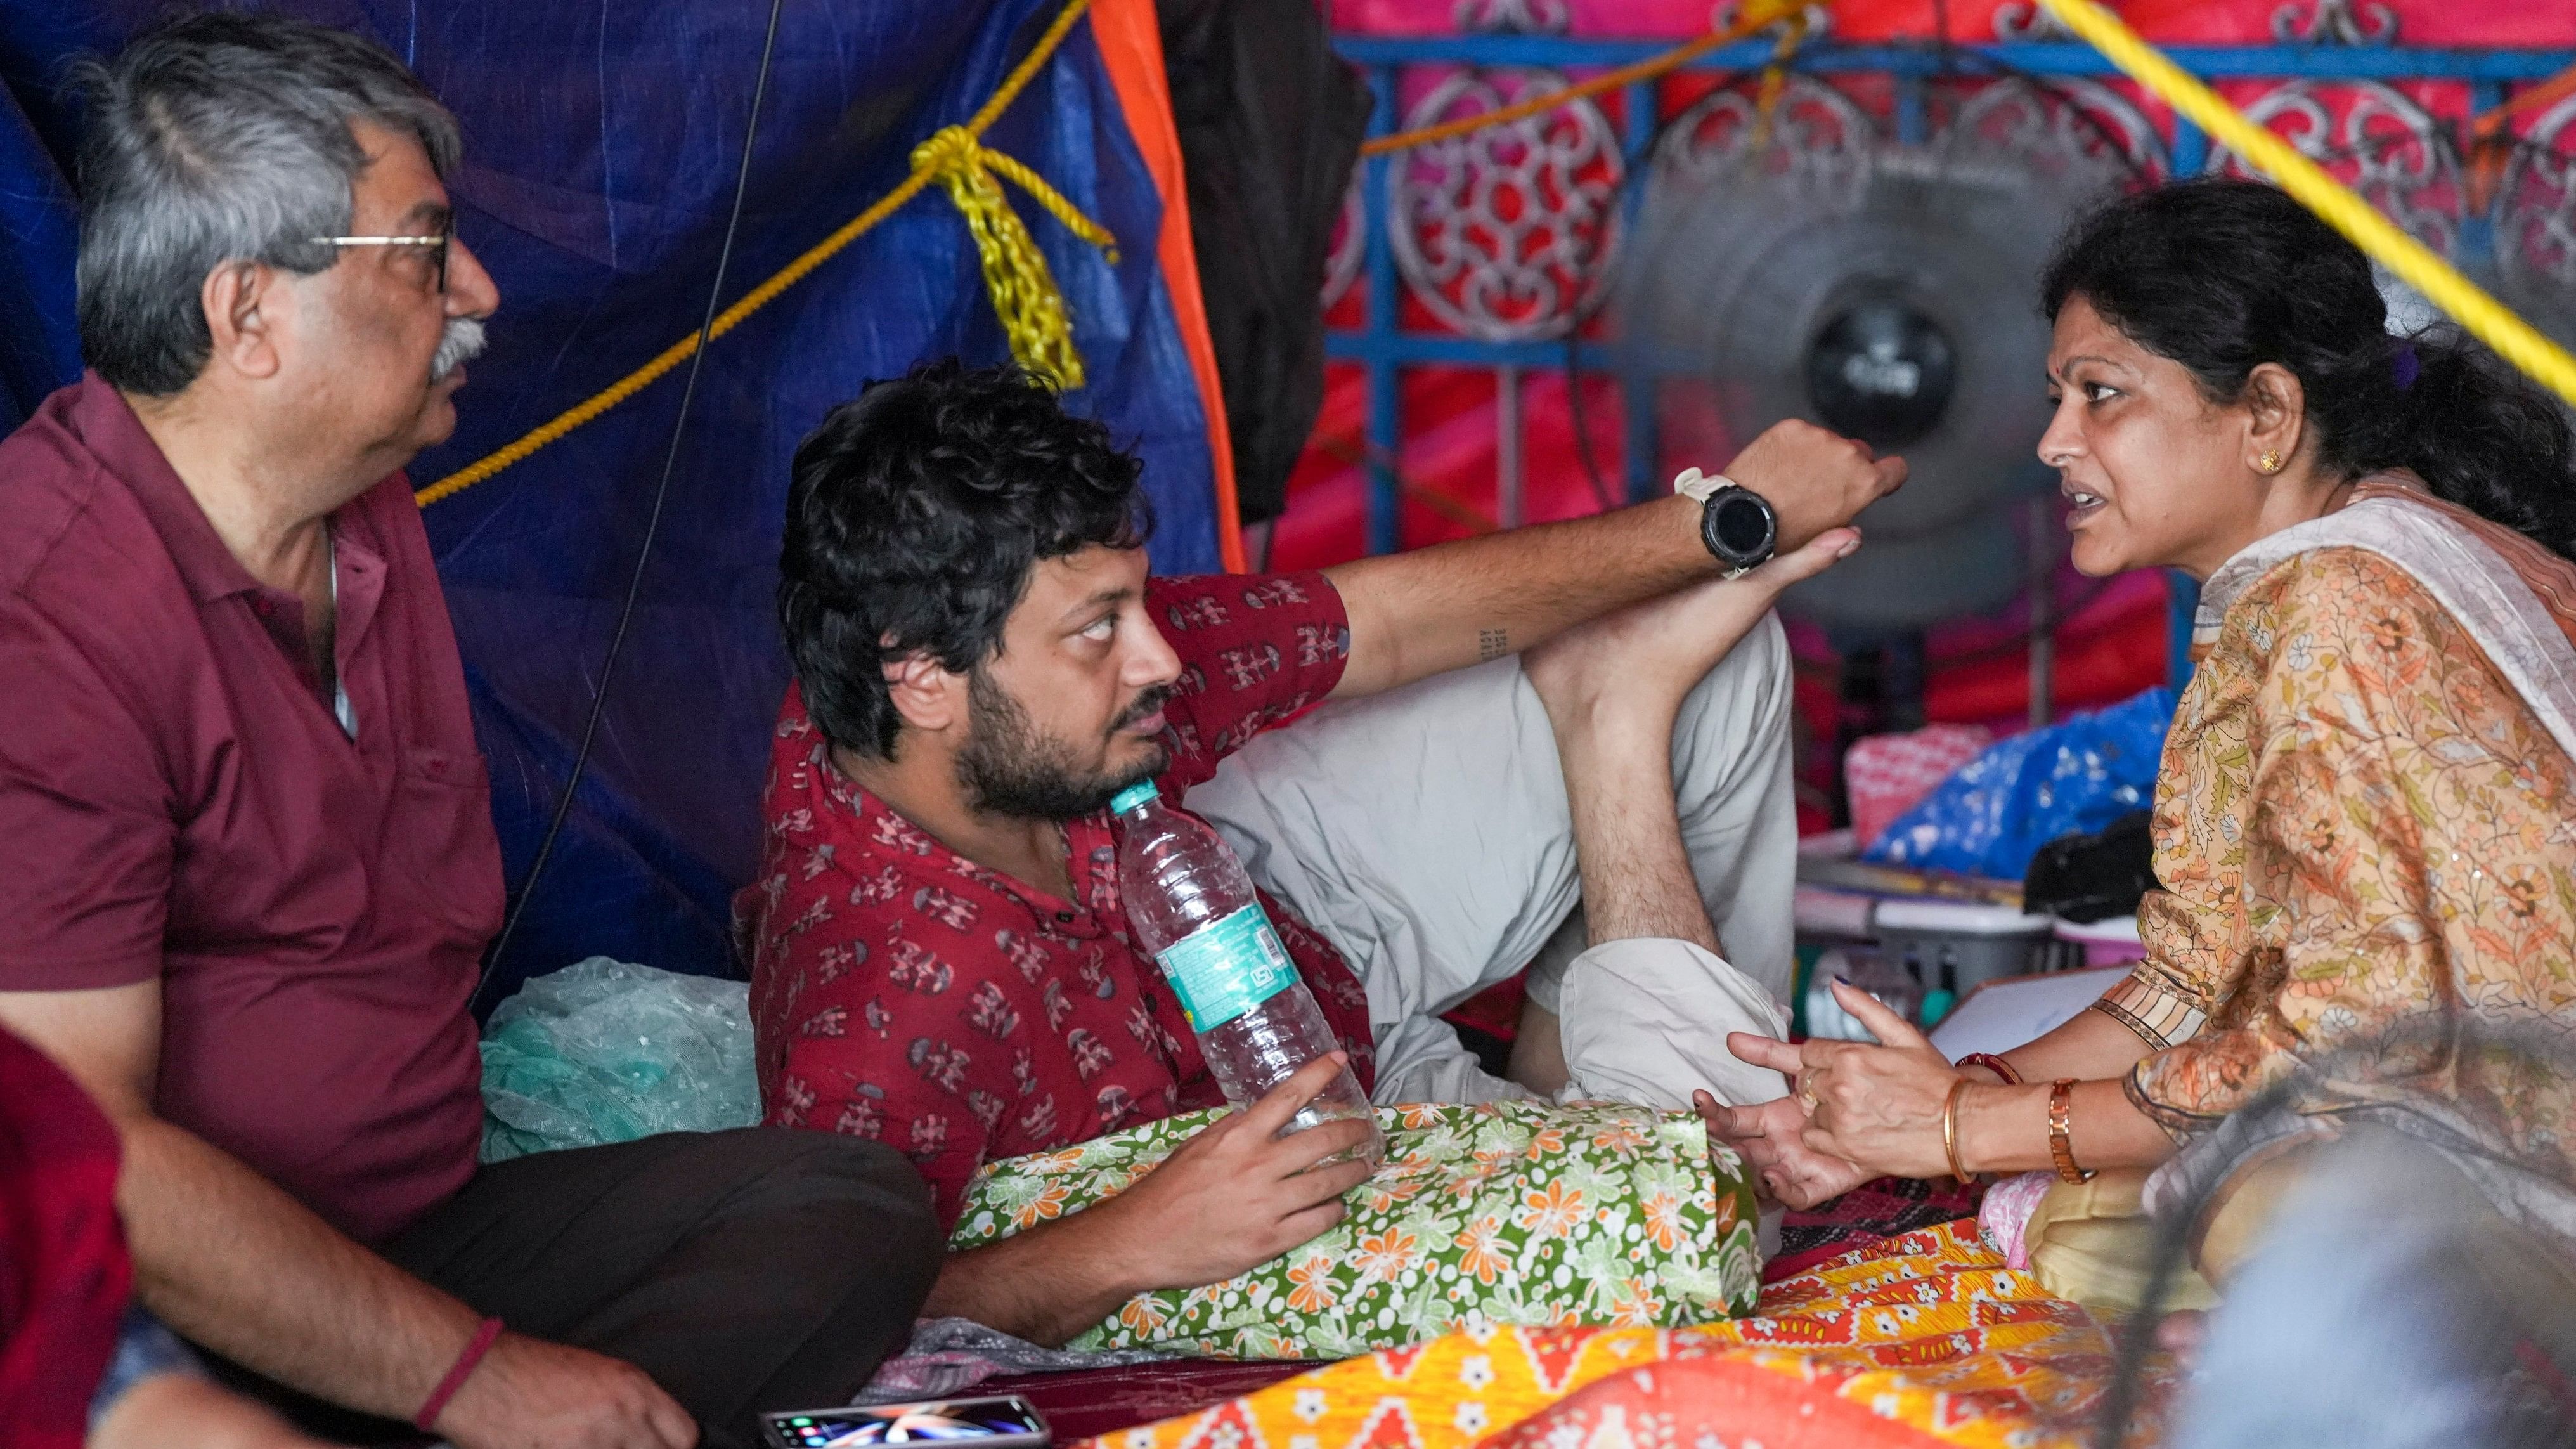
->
[947,1100,1763,1360]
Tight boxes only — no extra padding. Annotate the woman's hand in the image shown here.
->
[1726,980,1964,1182]
[1694,1089,1871,1209]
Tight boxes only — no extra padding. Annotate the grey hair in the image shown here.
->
[72,12,462,396]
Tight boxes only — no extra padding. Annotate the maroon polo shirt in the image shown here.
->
[0,375,502,1245]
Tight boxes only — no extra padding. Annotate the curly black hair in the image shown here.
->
[779,360,1153,758]
[2042,177,2576,561]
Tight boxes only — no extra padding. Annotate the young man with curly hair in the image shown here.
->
[742,360,1903,1342]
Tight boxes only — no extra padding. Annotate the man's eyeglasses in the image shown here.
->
[309,228,450,292]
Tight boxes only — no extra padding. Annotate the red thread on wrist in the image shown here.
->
[415,1316,505,1433]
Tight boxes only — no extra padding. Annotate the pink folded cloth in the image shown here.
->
[1845,724,1993,853]
[1979,1169,2058,1271]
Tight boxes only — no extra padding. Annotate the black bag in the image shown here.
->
[2022,809,2158,924]
[1158,0,1371,526]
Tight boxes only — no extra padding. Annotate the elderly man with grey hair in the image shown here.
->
[0,13,940,1449]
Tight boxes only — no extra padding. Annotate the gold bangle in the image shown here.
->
[2048,1078,2095,1184]
[1941,1078,1972,1186]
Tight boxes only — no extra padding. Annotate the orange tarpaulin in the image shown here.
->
[1089,0,1248,573]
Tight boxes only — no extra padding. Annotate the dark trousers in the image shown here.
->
[219,1128,941,1449]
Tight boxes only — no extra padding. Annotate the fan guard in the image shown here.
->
[1617,131,2116,627]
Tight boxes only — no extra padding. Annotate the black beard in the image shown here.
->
[955,670,1168,821]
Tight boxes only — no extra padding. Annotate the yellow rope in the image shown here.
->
[417,0,1102,507]
[1748,9,1814,149]
[912,124,1118,392]
[1356,0,1808,159]
[2038,0,2576,412]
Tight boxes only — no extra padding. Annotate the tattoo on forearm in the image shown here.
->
[1479,627,1510,661]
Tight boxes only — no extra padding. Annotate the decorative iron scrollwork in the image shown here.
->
[2495,95,2576,338]
[1655,73,1875,190]
[1946,75,2170,185]
[1990,2,2078,42]
[1453,0,1568,34]
[2207,81,2461,255]
[1321,172,1365,311]
[1387,67,1626,342]
[1711,1,1834,42]
[2271,0,2398,46]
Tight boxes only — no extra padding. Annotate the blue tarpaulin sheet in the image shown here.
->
[0,0,1222,999]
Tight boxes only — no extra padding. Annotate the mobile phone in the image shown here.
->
[760,1394,1051,1449]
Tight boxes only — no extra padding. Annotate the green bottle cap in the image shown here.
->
[1110,781,1161,815]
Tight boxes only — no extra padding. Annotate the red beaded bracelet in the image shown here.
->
[415,1316,505,1433]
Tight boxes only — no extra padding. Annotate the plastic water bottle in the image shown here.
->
[1110,782,1383,1164]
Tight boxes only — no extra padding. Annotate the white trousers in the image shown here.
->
[1184,614,1800,1112]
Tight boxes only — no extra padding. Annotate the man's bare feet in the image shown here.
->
[1522,527,1861,735]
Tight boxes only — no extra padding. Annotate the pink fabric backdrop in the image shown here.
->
[1275,0,2572,824]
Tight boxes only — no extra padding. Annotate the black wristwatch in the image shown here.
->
[1674,468,1778,578]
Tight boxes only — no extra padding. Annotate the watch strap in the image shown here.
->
[1671,467,1732,504]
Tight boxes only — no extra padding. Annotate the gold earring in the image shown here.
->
[2258,450,2284,475]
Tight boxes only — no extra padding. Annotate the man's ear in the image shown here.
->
[202,261,283,382]
[883,651,965,735]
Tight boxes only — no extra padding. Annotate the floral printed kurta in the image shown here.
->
[2099,546,2576,1167]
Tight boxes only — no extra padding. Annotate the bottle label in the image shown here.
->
[1152,902,1298,1032]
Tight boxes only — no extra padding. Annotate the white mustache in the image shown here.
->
[430,315,488,383]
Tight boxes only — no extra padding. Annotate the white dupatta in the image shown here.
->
[2192,484,2576,765]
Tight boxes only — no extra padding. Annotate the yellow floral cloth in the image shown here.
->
[1075,1221,2175,1449]
[2103,538,2576,1167]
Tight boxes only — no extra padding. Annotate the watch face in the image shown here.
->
[1712,494,1774,557]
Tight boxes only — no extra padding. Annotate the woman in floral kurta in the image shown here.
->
[1705,179,2576,1271]
[2109,540,2576,1159]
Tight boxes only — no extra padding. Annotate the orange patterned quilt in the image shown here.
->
[1075,1221,2177,1449]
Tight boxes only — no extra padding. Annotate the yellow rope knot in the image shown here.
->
[413,0,1104,507]
[911,123,1118,392]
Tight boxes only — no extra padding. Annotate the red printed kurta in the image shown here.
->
[740,572,1376,1223]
